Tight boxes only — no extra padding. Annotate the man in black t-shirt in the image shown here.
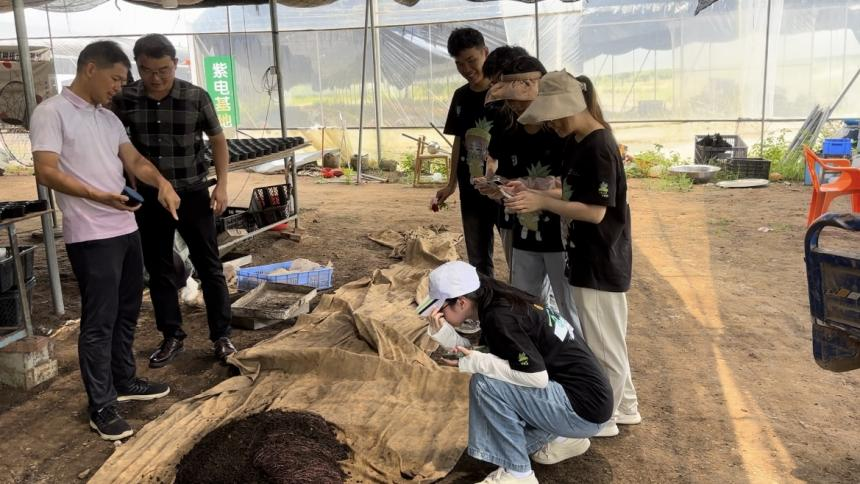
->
[436,28,500,277]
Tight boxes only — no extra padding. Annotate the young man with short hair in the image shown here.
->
[112,34,237,368]
[437,28,499,277]
[30,40,180,440]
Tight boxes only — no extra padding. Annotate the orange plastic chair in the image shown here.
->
[803,145,860,226]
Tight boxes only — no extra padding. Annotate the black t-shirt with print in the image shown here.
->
[444,83,494,203]
[488,125,566,252]
[561,129,632,292]
[477,299,613,424]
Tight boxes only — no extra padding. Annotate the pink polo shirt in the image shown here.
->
[29,88,138,244]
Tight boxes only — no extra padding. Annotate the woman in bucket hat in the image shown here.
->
[504,71,640,439]
[418,261,612,484]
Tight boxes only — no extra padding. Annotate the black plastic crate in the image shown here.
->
[216,207,254,234]
[250,205,290,228]
[0,276,35,327]
[720,157,771,179]
[695,134,748,165]
[0,246,36,293]
[249,184,292,228]
[250,184,291,209]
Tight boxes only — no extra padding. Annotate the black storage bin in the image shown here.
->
[0,246,36,293]
[720,158,771,179]
[694,134,748,165]
[0,276,35,327]
[216,207,255,234]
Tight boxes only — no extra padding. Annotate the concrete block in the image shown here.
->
[0,336,58,389]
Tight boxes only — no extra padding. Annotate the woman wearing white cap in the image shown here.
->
[504,70,640,438]
[418,261,612,484]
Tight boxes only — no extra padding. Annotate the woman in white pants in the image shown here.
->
[505,70,640,438]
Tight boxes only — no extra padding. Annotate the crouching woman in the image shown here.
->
[417,261,612,484]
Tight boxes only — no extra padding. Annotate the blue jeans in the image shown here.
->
[467,374,604,472]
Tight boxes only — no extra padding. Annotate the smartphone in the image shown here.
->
[121,186,144,207]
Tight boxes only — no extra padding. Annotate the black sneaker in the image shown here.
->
[89,406,133,441]
[116,377,170,402]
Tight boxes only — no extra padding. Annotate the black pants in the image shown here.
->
[459,183,498,277]
[66,232,142,413]
[136,185,231,342]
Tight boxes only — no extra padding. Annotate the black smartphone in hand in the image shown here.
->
[121,186,144,207]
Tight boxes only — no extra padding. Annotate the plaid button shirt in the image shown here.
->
[113,79,223,191]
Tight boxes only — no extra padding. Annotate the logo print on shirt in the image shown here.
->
[518,352,529,366]
[456,106,462,117]
[511,155,518,167]
[598,181,610,198]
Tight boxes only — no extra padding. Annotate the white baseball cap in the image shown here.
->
[416,261,481,317]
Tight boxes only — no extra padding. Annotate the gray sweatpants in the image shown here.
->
[510,248,582,337]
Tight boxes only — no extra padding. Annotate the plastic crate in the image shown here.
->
[237,260,333,291]
[0,246,36,293]
[250,184,291,209]
[249,184,292,228]
[216,207,254,234]
[822,138,852,156]
[694,134,748,165]
[720,157,771,179]
[0,276,35,327]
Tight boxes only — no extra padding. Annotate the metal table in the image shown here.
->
[0,209,51,349]
[212,143,309,254]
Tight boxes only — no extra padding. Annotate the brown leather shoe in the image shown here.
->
[149,337,184,368]
[214,337,237,361]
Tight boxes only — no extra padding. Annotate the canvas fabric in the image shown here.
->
[92,231,470,483]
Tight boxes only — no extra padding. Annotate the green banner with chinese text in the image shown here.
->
[203,55,239,129]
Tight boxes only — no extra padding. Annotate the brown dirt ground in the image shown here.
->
[0,172,858,483]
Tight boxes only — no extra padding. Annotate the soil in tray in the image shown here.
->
[241,291,306,312]
[175,410,350,484]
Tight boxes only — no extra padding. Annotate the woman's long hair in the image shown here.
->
[575,75,611,131]
[449,274,541,317]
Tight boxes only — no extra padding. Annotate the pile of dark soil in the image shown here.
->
[175,410,350,484]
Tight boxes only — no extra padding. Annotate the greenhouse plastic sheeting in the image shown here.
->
[0,0,858,128]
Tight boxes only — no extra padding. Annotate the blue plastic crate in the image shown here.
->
[822,138,852,156]
[237,260,333,291]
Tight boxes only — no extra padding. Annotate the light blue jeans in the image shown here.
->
[467,374,604,472]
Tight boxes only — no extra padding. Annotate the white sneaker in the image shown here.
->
[476,467,539,484]
[531,437,590,465]
[594,422,619,438]
[615,411,641,425]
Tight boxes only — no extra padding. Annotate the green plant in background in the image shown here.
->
[759,122,841,182]
[399,153,415,174]
[749,130,802,181]
[342,167,355,185]
[648,173,694,192]
[626,144,686,179]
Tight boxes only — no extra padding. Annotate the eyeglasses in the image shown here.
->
[139,66,175,79]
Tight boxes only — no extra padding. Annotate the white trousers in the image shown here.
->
[572,286,638,416]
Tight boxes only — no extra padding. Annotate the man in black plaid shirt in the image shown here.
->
[113,34,237,367]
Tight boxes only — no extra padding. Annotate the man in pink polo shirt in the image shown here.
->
[30,41,181,441]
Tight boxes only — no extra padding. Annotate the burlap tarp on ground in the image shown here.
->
[92,230,467,483]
